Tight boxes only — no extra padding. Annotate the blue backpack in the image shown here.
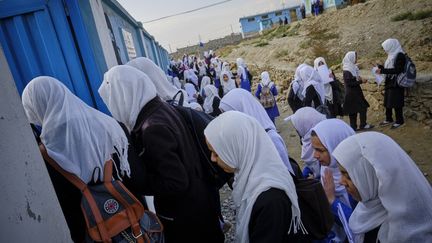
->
[397,54,416,88]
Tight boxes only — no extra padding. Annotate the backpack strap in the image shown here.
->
[39,144,86,191]
[39,144,113,242]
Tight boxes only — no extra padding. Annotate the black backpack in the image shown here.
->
[289,158,334,240]
[173,105,233,188]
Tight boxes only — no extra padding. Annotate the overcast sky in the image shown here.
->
[118,0,301,52]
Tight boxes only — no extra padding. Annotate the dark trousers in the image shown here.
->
[349,109,367,130]
[386,107,404,124]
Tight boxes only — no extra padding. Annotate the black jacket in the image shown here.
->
[304,85,322,108]
[379,52,406,109]
[130,97,223,243]
[342,71,369,114]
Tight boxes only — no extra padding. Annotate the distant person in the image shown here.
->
[204,111,302,242]
[100,65,224,243]
[300,4,306,19]
[236,58,251,92]
[284,16,288,25]
[220,88,295,175]
[288,107,327,179]
[279,17,283,25]
[203,85,222,117]
[287,64,308,113]
[22,76,131,242]
[256,71,280,124]
[333,132,432,242]
[342,51,374,130]
[319,0,324,14]
[297,65,328,117]
[376,39,406,129]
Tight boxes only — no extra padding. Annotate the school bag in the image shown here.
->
[39,144,164,243]
[259,84,276,109]
[289,157,334,240]
[167,90,184,106]
[173,105,233,188]
[396,54,416,88]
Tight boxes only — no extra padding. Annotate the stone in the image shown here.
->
[412,111,427,122]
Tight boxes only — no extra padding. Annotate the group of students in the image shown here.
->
[20,37,432,243]
[289,38,408,131]
[166,51,282,124]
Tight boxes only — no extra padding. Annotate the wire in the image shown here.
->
[143,0,234,23]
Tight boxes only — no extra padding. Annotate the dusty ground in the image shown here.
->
[276,105,432,183]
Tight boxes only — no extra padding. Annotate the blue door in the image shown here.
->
[0,0,95,107]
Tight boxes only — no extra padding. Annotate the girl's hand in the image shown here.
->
[323,168,336,204]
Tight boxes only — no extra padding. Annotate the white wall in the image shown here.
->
[89,0,118,68]
[0,45,72,242]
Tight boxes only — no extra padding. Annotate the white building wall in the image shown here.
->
[0,45,72,242]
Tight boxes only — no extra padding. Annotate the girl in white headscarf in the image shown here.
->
[311,118,355,242]
[342,51,374,131]
[184,83,198,103]
[22,76,130,183]
[376,39,407,129]
[199,76,212,97]
[203,85,221,116]
[236,58,251,92]
[256,71,280,124]
[287,107,326,179]
[173,77,182,89]
[205,111,302,243]
[127,57,187,106]
[220,88,294,174]
[221,71,236,96]
[333,132,432,243]
[189,102,203,112]
[221,62,233,78]
[287,64,307,113]
[298,65,326,109]
[314,57,343,118]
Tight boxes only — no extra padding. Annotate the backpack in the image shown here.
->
[39,145,165,243]
[260,84,276,109]
[289,158,334,240]
[167,90,184,106]
[396,54,416,88]
[173,105,233,188]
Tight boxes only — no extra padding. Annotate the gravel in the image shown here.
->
[220,184,236,243]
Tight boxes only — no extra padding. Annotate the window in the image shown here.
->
[261,14,269,19]
[247,17,255,22]
[275,11,283,16]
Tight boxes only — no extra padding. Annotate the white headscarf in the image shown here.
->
[291,64,308,101]
[314,57,333,102]
[342,51,360,78]
[99,65,157,132]
[333,132,432,243]
[198,61,207,76]
[184,69,199,86]
[313,57,327,70]
[204,111,301,242]
[299,65,326,105]
[219,89,294,173]
[220,88,275,131]
[312,119,355,205]
[203,85,219,114]
[22,76,130,183]
[289,107,326,178]
[236,58,248,80]
[260,71,274,87]
[127,57,180,101]
[200,76,211,96]
[382,38,404,69]
[221,71,236,95]
[189,102,203,112]
[184,83,197,103]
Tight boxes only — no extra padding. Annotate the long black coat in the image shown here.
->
[130,97,224,243]
[342,71,369,115]
[379,52,406,109]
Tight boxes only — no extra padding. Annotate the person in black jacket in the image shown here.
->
[100,65,224,243]
[205,111,303,243]
[376,38,406,129]
[342,51,374,131]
